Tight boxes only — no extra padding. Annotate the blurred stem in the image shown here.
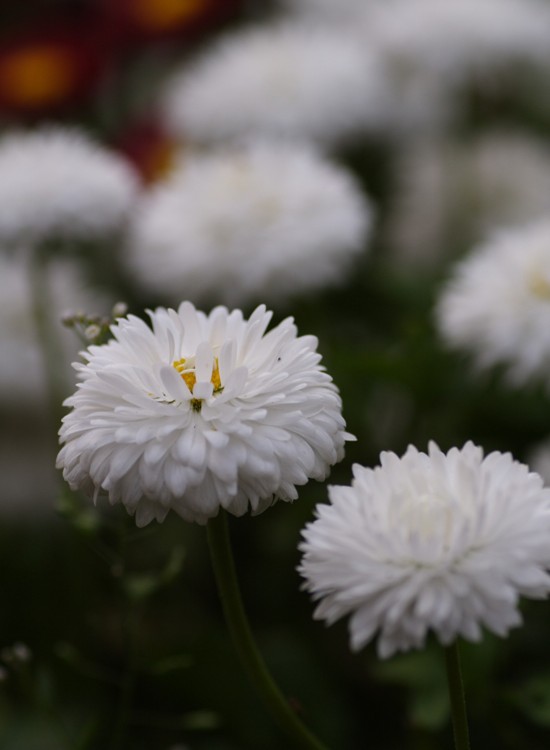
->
[206,511,329,750]
[444,641,471,750]
[109,517,140,750]
[28,250,67,431]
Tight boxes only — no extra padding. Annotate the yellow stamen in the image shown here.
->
[173,356,223,403]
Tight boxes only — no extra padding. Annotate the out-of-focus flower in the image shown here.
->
[114,119,178,184]
[299,441,550,658]
[0,127,139,248]
[99,0,240,44]
[0,18,107,116]
[367,0,550,81]
[57,302,352,527]
[527,439,550,486]
[161,22,388,148]
[0,255,111,403]
[436,221,550,385]
[126,140,372,306]
[387,132,550,267]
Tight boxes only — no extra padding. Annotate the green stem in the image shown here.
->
[444,641,471,750]
[28,252,68,431]
[206,511,329,750]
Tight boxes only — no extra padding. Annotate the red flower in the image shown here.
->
[99,0,241,44]
[0,18,109,116]
[114,119,178,184]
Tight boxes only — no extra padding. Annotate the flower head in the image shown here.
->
[0,127,139,247]
[57,302,351,527]
[299,442,550,658]
[436,220,550,385]
[126,140,372,306]
[367,0,550,82]
[161,22,387,148]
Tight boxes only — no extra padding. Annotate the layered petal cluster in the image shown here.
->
[161,22,388,148]
[126,141,372,306]
[57,303,351,526]
[436,221,550,385]
[299,442,550,658]
[0,127,139,246]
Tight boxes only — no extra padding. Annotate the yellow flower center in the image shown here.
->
[173,356,222,410]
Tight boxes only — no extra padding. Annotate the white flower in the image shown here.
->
[299,441,550,658]
[281,0,375,22]
[0,127,139,247]
[387,132,550,267]
[367,0,550,82]
[0,255,111,403]
[57,302,352,527]
[126,141,372,307]
[436,221,550,385]
[161,22,388,148]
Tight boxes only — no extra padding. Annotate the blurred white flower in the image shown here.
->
[387,132,550,266]
[299,441,550,658]
[126,141,372,306]
[281,0,376,22]
[527,439,550,486]
[161,22,388,148]
[0,254,111,402]
[0,127,139,247]
[367,0,550,83]
[57,302,352,527]
[436,221,550,385]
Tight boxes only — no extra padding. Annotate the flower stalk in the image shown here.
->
[206,511,328,750]
[444,641,471,750]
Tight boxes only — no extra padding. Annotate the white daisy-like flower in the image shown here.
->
[126,141,372,307]
[299,441,550,659]
[436,220,550,385]
[367,0,550,83]
[0,127,139,247]
[281,0,378,22]
[161,22,388,148]
[57,302,352,527]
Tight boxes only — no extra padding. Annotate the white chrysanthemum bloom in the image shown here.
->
[161,22,388,148]
[126,141,372,307]
[436,221,550,385]
[387,132,550,266]
[57,302,352,527]
[0,255,111,403]
[0,127,139,247]
[367,0,550,83]
[299,441,550,658]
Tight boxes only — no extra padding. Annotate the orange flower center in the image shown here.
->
[132,0,206,31]
[0,46,75,106]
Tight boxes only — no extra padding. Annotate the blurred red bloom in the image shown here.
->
[114,119,179,184]
[0,19,108,116]
[99,0,241,44]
